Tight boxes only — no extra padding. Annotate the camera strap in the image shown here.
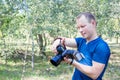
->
[54,38,66,49]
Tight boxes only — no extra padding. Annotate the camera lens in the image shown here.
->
[50,44,66,67]
[50,54,63,66]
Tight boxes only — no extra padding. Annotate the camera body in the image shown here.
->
[50,44,66,67]
[50,44,83,67]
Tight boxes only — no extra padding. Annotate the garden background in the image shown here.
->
[0,0,120,80]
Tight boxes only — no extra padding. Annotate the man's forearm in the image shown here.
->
[63,38,77,48]
[72,60,104,79]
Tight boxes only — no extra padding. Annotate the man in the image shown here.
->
[52,12,110,80]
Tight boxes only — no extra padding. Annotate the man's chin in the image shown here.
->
[81,34,87,39]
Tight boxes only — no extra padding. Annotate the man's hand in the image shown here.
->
[64,57,74,65]
[51,39,61,54]
[51,37,65,54]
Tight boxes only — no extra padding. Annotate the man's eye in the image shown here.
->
[77,26,80,29]
[81,26,85,28]
[76,25,86,29]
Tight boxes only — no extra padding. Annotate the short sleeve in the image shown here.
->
[75,37,84,48]
[93,42,111,64]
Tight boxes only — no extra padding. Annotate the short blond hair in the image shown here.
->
[76,12,96,23]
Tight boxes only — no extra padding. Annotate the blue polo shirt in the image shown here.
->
[72,37,110,80]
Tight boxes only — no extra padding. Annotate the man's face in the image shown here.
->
[76,15,95,39]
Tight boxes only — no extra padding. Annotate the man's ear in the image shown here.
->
[91,20,96,26]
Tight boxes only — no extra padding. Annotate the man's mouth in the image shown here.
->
[81,32,86,36]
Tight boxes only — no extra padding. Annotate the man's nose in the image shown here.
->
[79,28,83,33]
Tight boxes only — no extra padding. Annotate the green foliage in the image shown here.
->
[0,0,120,40]
[0,1,120,80]
[0,0,27,38]
[0,0,120,63]
[0,49,120,80]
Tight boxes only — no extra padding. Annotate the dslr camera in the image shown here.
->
[50,44,83,67]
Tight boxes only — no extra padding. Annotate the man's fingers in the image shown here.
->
[64,57,72,64]
[51,39,61,54]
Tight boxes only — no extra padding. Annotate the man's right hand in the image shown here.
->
[51,39,61,54]
[62,50,83,61]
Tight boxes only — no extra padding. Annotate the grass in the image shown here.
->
[103,48,120,80]
[0,57,73,80]
[0,47,120,80]
[0,63,22,80]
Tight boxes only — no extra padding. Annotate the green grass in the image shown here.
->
[0,57,73,80]
[0,63,22,80]
[0,48,120,80]
[103,48,120,80]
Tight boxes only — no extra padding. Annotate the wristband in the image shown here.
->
[53,38,62,42]
[62,38,65,47]
[70,59,74,65]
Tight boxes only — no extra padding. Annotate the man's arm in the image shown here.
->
[51,38,77,53]
[63,38,77,48]
[64,58,105,79]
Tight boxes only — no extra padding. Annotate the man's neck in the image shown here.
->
[86,34,98,44]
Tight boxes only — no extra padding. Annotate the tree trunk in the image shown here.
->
[116,36,119,44]
[3,39,7,64]
[37,34,46,57]
[43,33,47,51]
